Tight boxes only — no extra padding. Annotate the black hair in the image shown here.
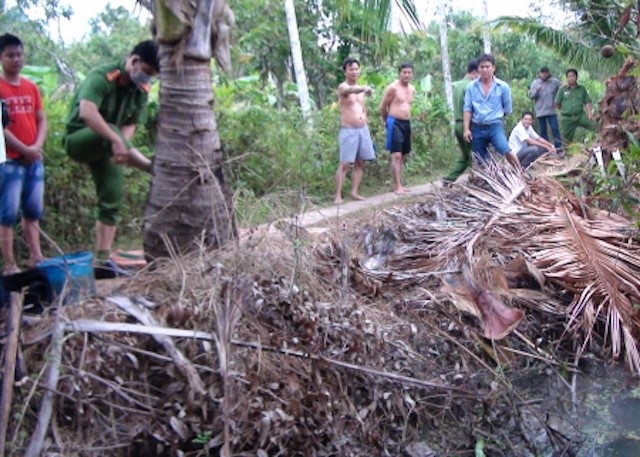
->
[539,66,550,73]
[131,40,159,72]
[342,57,360,71]
[467,59,478,74]
[521,111,534,119]
[399,62,414,72]
[0,33,23,54]
[566,68,578,77]
[477,53,496,66]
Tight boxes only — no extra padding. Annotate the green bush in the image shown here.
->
[218,81,457,222]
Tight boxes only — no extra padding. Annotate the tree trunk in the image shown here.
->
[283,0,312,116]
[598,58,637,153]
[482,0,492,53]
[438,0,454,128]
[143,46,236,258]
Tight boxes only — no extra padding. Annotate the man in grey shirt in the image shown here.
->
[528,66,563,155]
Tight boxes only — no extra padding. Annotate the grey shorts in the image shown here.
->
[338,125,376,163]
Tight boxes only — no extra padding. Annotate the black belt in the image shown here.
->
[471,121,501,128]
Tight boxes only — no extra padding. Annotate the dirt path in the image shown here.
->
[241,180,446,240]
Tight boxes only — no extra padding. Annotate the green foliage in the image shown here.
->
[5,0,621,245]
[229,0,418,109]
[591,135,640,224]
[218,70,456,225]
[66,5,151,77]
[493,0,640,76]
[0,4,68,75]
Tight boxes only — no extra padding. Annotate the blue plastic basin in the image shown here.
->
[37,251,96,304]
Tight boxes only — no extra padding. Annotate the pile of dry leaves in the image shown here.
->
[2,156,640,457]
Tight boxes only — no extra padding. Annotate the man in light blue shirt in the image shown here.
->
[463,54,522,171]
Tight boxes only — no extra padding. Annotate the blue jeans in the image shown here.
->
[0,160,44,226]
[471,121,510,162]
[537,115,562,150]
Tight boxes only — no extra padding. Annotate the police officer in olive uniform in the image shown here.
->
[555,68,596,144]
[63,40,159,274]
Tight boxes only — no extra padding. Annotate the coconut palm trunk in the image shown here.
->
[438,0,454,126]
[482,0,491,53]
[283,0,311,117]
[143,0,236,258]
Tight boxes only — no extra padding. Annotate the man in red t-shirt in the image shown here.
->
[0,33,48,274]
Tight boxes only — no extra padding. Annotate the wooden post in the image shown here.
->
[0,293,23,456]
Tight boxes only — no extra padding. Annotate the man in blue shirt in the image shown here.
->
[463,54,522,171]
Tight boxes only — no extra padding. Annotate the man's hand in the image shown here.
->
[21,146,43,164]
[111,137,129,164]
[463,129,473,143]
[364,86,373,96]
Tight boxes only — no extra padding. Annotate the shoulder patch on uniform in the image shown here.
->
[105,69,121,82]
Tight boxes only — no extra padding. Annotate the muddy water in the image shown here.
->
[574,362,640,457]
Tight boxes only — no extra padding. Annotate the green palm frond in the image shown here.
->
[491,17,623,74]
[333,0,420,57]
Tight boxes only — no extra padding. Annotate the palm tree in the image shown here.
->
[439,0,454,118]
[335,0,420,57]
[493,0,639,72]
[142,0,237,258]
[141,0,421,258]
[283,0,311,116]
[140,0,421,258]
[481,0,491,53]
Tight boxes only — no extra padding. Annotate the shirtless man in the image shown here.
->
[380,62,415,194]
[334,57,376,204]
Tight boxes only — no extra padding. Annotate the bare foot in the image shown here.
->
[394,187,410,195]
[334,197,343,205]
[2,264,21,275]
[26,256,46,269]
[350,193,366,201]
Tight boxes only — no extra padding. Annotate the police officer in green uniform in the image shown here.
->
[555,68,596,144]
[443,59,478,184]
[63,40,159,274]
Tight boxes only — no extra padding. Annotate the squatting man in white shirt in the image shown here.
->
[508,111,557,168]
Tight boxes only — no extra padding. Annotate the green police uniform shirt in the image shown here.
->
[452,77,472,122]
[555,84,591,117]
[65,60,149,134]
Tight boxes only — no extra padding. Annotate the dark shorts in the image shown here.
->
[385,116,411,154]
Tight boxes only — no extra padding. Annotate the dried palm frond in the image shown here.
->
[526,199,640,372]
[349,159,640,373]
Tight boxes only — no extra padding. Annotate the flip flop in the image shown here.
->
[110,250,147,269]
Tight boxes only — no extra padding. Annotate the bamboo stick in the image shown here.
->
[25,315,65,457]
[0,293,23,456]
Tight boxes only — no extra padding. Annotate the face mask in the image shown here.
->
[130,70,152,88]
